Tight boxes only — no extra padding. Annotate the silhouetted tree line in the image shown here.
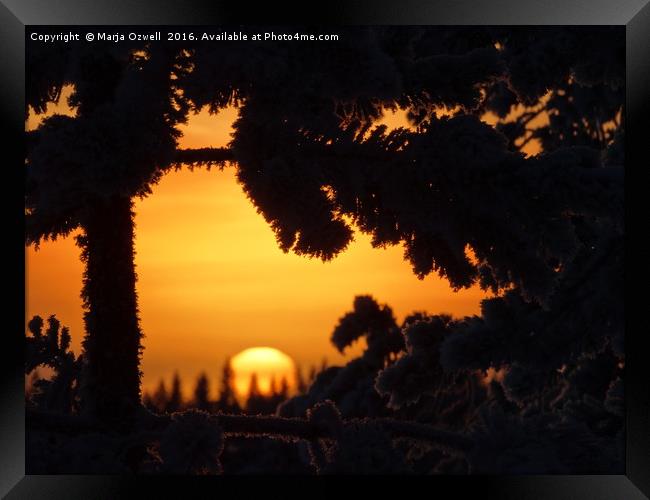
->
[25,26,623,474]
[139,361,320,415]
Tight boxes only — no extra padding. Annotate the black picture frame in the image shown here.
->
[2,1,647,498]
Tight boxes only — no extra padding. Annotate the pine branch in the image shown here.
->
[172,147,234,168]
[27,409,473,452]
[370,418,474,452]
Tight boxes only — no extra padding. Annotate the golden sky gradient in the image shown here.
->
[25,87,525,399]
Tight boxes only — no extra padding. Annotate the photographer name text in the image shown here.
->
[30,31,340,44]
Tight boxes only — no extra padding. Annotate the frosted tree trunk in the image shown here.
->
[78,195,142,426]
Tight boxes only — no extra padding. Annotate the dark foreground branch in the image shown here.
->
[27,409,474,453]
[172,147,234,168]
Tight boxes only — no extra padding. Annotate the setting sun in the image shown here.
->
[230,347,296,399]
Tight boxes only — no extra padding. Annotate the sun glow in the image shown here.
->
[230,347,297,399]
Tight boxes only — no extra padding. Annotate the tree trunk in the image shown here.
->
[77,196,142,426]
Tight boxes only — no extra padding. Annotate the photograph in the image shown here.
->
[23,25,627,476]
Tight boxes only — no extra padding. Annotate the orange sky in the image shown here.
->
[26,87,529,399]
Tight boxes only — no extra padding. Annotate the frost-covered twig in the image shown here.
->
[172,147,233,168]
[27,408,473,453]
[376,419,474,452]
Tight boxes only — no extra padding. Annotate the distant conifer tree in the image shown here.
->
[308,365,318,385]
[269,375,278,398]
[278,377,289,400]
[151,379,169,414]
[295,364,307,394]
[245,373,264,415]
[216,357,240,414]
[193,372,211,412]
[166,372,183,413]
